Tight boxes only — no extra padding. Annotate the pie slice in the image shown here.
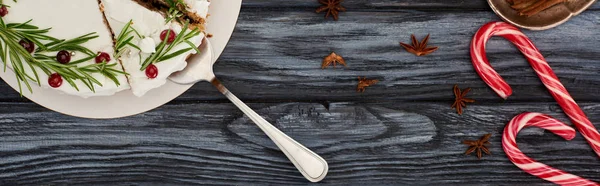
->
[0,0,209,97]
[101,0,207,97]
[138,0,211,24]
[2,0,130,97]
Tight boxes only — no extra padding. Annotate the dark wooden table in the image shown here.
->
[1,0,600,185]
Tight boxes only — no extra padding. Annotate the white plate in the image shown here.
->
[0,0,242,119]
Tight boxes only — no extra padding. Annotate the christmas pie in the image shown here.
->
[0,0,210,97]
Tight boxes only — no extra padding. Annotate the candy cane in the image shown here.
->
[503,112,598,186]
[471,22,600,157]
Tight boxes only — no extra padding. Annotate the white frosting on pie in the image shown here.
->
[3,0,130,98]
[101,0,205,97]
[183,0,211,18]
[0,0,208,97]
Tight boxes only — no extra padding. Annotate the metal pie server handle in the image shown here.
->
[211,79,328,182]
[170,39,328,182]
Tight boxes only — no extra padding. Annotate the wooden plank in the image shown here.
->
[180,10,600,102]
[0,10,599,102]
[242,0,600,10]
[0,101,599,184]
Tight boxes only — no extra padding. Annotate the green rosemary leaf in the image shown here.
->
[63,76,79,91]
[15,74,22,96]
[0,41,5,71]
[25,33,59,42]
[44,61,76,68]
[87,79,96,92]
[116,36,135,50]
[9,53,32,93]
[69,55,96,65]
[44,33,98,54]
[33,53,53,60]
[42,39,64,49]
[105,62,118,68]
[10,49,35,82]
[79,76,94,92]
[80,62,104,69]
[184,40,200,53]
[184,28,200,39]
[8,51,23,77]
[126,42,141,51]
[37,64,51,76]
[105,67,128,75]
[102,69,120,86]
[8,24,37,29]
[2,43,6,72]
[17,27,50,34]
[116,20,132,41]
[77,69,102,87]
[6,19,35,29]
[25,59,40,86]
[130,29,142,39]
[62,67,82,79]
[158,48,192,62]
[0,16,6,29]
[99,61,106,71]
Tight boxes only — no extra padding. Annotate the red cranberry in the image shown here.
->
[145,64,158,79]
[48,73,63,88]
[19,39,34,53]
[56,50,71,64]
[95,52,111,63]
[0,6,8,17]
[160,29,177,44]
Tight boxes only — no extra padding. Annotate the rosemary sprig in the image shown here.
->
[164,0,186,24]
[114,20,141,59]
[139,21,201,71]
[0,15,126,95]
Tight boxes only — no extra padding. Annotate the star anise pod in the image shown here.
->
[400,34,438,56]
[507,0,567,17]
[316,0,346,21]
[357,77,378,92]
[322,52,346,69]
[463,134,492,159]
[451,85,475,115]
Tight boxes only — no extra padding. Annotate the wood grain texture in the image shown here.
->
[0,0,599,185]
[0,102,599,185]
[242,0,600,10]
[183,10,600,102]
[0,4,598,102]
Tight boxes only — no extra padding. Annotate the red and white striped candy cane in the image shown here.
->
[471,22,600,157]
[503,112,598,186]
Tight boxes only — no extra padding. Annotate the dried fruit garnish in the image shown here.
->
[357,77,378,92]
[322,52,346,69]
[463,134,492,159]
[400,34,438,56]
[451,85,475,115]
[507,0,567,17]
[316,0,346,21]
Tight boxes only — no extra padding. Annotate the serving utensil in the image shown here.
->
[488,0,596,30]
[169,38,328,182]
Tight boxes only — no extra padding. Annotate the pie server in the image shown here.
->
[169,38,328,182]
